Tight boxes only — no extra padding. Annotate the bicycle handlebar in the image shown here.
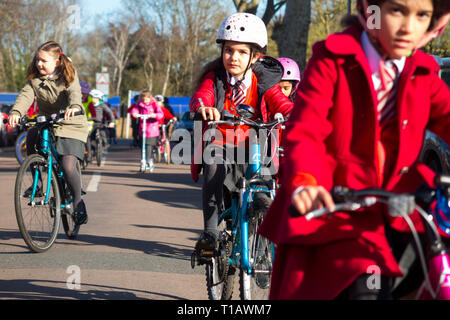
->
[207,115,286,130]
[20,110,83,126]
[289,175,450,221]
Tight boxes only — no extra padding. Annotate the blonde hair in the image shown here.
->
[26,41,76,86]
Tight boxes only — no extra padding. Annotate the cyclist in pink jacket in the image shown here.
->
[130,90,164,171]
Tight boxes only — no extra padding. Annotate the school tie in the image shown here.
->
[376,60,398,184]
[377,61,398,125]
[233,81,246,107]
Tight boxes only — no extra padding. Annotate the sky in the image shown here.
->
[81,0,123,15]
[80,0,124,30]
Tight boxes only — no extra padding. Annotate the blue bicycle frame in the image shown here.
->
[217,140,275,275]
[29,126,72,211]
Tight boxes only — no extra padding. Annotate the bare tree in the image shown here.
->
[233,0,310,72]
[0,0,81,91]
[105,15,145,95]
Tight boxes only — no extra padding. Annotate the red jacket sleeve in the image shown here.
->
[189,72,217,113]
[279,41,338,192]
[263,84,294,119]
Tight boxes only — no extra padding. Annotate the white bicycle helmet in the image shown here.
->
[89,89,104,99]
[216,13,267,50]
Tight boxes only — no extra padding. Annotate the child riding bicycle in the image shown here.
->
[259,0,450,300]
[189,13,293,258]
[8,41,90,225]
[86,89,115,162]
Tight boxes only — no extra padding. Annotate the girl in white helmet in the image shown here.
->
[189,13,293,254]
[259,0,450,299]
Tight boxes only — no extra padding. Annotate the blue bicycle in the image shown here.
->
[191,105,286,300]
[14,110,83,252]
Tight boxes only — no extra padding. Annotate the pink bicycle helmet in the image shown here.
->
[277,57,301,82]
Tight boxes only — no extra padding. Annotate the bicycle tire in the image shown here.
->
[96,136,102,166]
[15,131,28,165]
[206,222,235,300]
[15,154,61,253]
[156,145,161,163]
[61,160,82,239]
[239,193,273,300]
[164,140,171,164]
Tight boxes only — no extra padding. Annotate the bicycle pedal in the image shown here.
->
[191,251,212,268]
[200,249,215,256]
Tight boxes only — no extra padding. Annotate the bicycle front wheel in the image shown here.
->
[15,154,61,253]
[15,131,28,165]
[240,193,273,300]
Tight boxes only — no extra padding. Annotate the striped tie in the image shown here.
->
[377,61,398,126]
[376,60,398,184]
[233,81,246,106]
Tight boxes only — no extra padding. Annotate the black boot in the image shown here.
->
[74,200,88,225]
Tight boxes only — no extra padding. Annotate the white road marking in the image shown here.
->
[86,173,101,192]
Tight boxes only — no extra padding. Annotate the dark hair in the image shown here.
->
[26,41,76,86]
[192,42,264,93]
[140,90,152,100]
[342,0,449,30]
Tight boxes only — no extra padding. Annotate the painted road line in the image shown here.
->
[86,173,101,192]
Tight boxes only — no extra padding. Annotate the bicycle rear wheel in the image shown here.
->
[206,220,235,300]
[61,161,82,239]
[15,154,61,253]
[240,193,273,300]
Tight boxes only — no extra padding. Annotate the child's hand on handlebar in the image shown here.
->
[65,107,81,121]
[291,186,335,216]
[198,106,220,121]
[8,114,20,128]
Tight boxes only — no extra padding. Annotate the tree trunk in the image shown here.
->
[271,0,311,73]
[161,43,172,96]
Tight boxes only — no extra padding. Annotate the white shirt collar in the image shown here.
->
[227,70,252,90]
[46,70,58,80]
[361,31,406,89]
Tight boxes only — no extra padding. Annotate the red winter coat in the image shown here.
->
[189,56,294,182]
[258,26,450,300]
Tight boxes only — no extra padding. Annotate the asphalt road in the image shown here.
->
[0,139,210,300]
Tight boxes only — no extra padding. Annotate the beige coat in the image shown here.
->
[10,71,89,142]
